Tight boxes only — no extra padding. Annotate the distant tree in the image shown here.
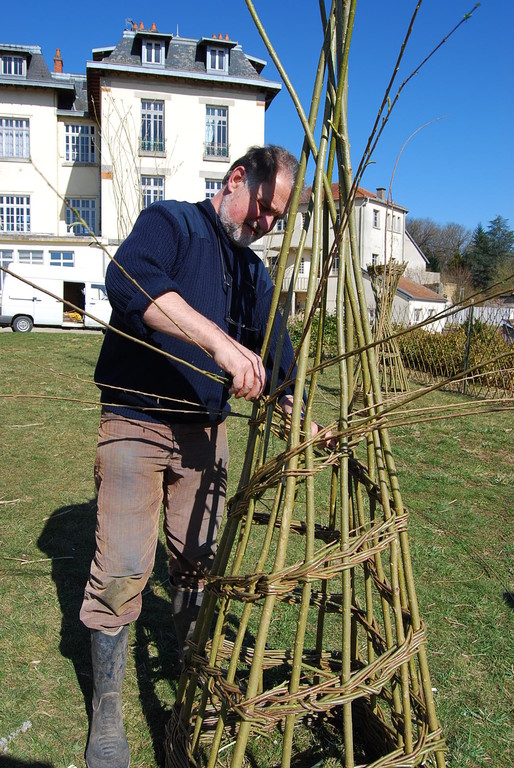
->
[406,217,440,270]
[463,224,494,288]
[407,216,471,272]
[441,253,474,302]
[437,222,472,270]
[463,216,514,289]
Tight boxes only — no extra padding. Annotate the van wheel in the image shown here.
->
[12,315,33,333]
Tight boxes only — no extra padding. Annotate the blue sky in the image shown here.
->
[3,1,512,232]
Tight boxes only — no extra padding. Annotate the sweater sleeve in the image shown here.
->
[106,203,187,337]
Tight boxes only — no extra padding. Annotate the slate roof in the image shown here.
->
[0,43,73,94]
[87,27,280,106]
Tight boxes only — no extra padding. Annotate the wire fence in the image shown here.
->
[391,305,514,399]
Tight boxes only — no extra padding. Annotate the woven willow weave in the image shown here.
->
[167,2,446,766]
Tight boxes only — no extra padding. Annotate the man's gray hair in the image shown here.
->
[222,145,299,190]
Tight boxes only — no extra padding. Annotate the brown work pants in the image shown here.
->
[80,411,229,632]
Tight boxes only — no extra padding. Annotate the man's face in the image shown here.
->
[219,167,293,247]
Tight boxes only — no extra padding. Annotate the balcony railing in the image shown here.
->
[204,142,229,159]
[139,138,165,154]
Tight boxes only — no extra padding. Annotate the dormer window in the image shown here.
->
[142,39,165,66]
[207,46,228,73]
[1,55,26,77]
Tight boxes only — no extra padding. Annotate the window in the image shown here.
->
[65,124,96,163]
[372,209,380,228]
[299,258,305,275]
[141,176,164,208]
[205,106,228,158]
[267,255,279,277]
[66,198,96,235]
[140,100,164,153]
[207,46,228,73]
[331,254,339,275]
[142,39,165,65]
[371,253,379,265]
[386,212,402,233]
[19,250,43,264]
[275,215,287,233]
[1,55,26,77]
[0,249,13,291]
[90,283,109,301]
[205,179,223,199]
[50,250,74,267]
[0,195,30,232]
[0,118,30,159]
[413,308,422,323]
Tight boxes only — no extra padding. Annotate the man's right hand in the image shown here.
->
[143,291,266,401]
[213,336,266,401]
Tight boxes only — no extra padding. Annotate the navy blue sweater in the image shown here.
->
[95,198,296,424]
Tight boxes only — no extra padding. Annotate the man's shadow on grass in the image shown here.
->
[37,500,182,767]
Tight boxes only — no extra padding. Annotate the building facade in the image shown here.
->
[263,183,444,321]
[0,23,281,290]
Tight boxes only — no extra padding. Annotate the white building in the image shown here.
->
[263,182,445,322]
[0,23,281,291]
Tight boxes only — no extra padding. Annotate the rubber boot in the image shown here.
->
[170,584,204,664]
[85,626,130,768]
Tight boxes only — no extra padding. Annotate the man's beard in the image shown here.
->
[218,196,261,247]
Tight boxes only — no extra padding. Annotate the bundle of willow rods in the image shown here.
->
[167,2,446,766]
[368,261,410,396]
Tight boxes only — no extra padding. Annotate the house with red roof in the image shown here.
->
[263,182,447,325]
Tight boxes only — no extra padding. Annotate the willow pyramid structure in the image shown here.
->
[167,2,446,766]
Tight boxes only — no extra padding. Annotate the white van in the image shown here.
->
[0,264,112,332]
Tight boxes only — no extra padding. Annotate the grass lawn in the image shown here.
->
[0,331,512,768]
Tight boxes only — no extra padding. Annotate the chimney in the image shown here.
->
[218,33,223,39]
[376,187,386,201]
[54,48,63,73]
[225,34,229,40]
[151,22,157,31]
[139,22,144,30]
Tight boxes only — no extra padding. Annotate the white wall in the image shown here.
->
[0,88,60,235]
[99,77,267,242]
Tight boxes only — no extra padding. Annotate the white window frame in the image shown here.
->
[50,250,75,267]
[205,179,223,199]
[275,215,287,233]
[18,250,43,265]
[65,198,96,236]
[1,55,26,77]
[142,39,165,65]
[207,46,228,73]
[0,249,13,291]
[205,106,228,159]
[141,176,164,208]
[372,209,380,228]
[0,118,30,159]
[65,124,96,163]
[140,100,164,153]
[0,195,30,232]
[299,257,305,275]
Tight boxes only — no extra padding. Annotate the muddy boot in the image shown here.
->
[85,625,130,768]
[170,584,204,664]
